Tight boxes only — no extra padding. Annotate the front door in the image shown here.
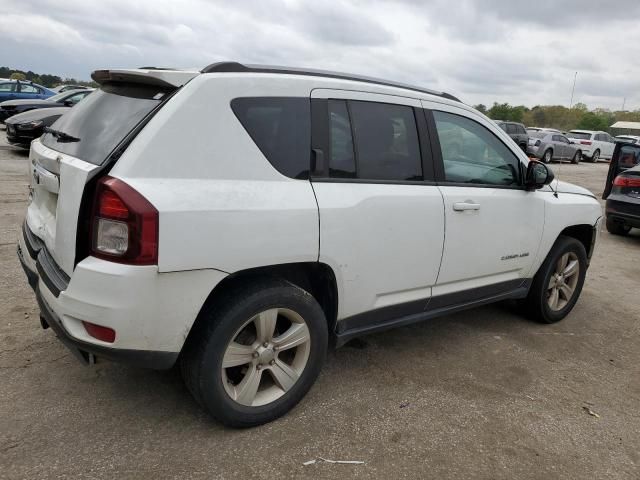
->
[310,89,445,321]
[425,104,545,298]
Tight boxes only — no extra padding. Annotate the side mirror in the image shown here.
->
[63,99,73,106]
[525,160,555,190]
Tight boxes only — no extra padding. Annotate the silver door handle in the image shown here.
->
[453,202,480,211]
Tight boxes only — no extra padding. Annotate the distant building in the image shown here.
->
[611,121,640,136]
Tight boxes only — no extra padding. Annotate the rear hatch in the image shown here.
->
[25,69,197,277]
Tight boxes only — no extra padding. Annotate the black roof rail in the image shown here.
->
[201,61,460,102]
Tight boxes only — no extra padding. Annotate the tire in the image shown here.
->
[606,217,631,236]
[591,149,600,163]
[180,278,328,428]
[542,149,553,164]
[524,236,587,324]
[571,150,581,164]
[519,143,527,152]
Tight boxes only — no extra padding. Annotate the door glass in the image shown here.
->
[506,124,517,134]
[19,84,38,94]
[0,83,16,92]
[433,111,519,186]
[618,145,640,172]
[348,101,423,181]
[328,100,356,178]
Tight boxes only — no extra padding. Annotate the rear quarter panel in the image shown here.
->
[110,74,320,273]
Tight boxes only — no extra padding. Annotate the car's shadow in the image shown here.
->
[84,300,536,429]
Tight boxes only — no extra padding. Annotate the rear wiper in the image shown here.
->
[43,126,80,142]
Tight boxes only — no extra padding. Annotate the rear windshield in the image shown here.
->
[567,132,591,140]
[41,83,171,165]
[531,132,547,138]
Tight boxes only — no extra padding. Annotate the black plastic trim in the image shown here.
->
[22,221,43,260]
[36,249,69,298]
[201,62,461,103]
[335,279,530,346]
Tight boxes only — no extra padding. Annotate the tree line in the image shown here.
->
[475,102,640,133]
[0,66,97,88]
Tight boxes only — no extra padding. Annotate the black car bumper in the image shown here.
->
[0,109,18,122]
[17,222,178,370]
[606,196,640,229]
[6,123,42,146]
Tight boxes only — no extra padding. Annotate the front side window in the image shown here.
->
[0,83,16,92]
[506,124,517,134]
[231,97,310,179]
[433,111,520,186]
[326,100,423,181]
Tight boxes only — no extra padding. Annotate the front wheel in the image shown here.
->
[524,236,587,324]
[180,278,328,427]
[571,150,581,164]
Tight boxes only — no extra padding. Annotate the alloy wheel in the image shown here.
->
[221,308,311,407]
[546,252,580,311]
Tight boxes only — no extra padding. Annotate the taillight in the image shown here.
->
[535,140,541,147]
[82,321,116,343]
[613,175,640,188]
[91,176,158,265]
[580,140,592,145]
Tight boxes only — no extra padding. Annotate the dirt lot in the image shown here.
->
[1,129,639,480]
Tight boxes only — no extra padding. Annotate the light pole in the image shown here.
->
[569,71,578,108]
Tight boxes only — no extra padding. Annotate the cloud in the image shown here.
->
[0,0,637,110]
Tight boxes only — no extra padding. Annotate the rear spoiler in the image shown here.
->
[91,69,199,88]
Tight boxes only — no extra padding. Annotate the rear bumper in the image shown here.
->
[18,221,227,369]
[18,241,178,369]
[606,197,640,228]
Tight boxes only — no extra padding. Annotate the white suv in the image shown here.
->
[567,130,615,162]
[18,63,602,427]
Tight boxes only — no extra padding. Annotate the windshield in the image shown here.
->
[41,83,171,165]
[47,91,74,102]
[567,132,591,140]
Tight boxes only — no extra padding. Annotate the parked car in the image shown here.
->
[567,130,615,162]
[0,89,92,122]
[18,63,602,427]
[602,142,640,235]
[51,84,91,93]
[614,135,640,144]
[5,107,70,147]
[495,120,528,151]
[0,80,55,103]
[527,131,583,164]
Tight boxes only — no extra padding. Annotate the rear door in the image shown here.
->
[425,103,544,297]
[310,89,445,320]
[26,81,177,276]
[18,83,44,100]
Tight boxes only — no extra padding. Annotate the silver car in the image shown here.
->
[527,131,583,164]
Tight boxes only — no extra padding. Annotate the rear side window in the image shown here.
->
[42,83,171,165]
[506,124,517,134]
[231,97,310,179]
[517,125,526,134]
[327,100,423,181]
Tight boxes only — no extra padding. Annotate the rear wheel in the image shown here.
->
[571,150,581,164]
[591,149,600,163]
[524,236,587,324]
[543,149,553,164]
[180,278,328,427]
[606,217,631,235]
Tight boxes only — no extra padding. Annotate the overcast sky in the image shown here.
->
[1,0,638,110]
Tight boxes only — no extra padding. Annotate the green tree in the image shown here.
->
[10,72,26,80]
[576,112,609,131]
[474,104,488,115]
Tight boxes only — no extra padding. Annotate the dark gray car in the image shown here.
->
[527,131,583,164]
[495,120,528,151]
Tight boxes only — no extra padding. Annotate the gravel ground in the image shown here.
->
[1,129,639,479]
